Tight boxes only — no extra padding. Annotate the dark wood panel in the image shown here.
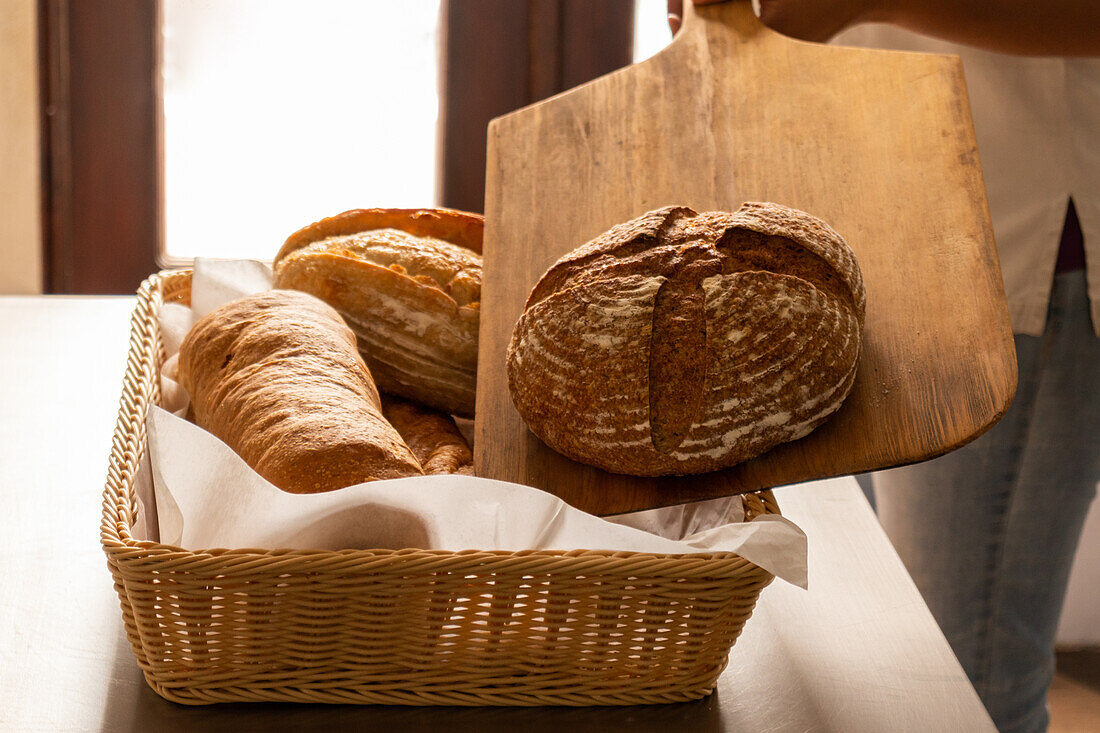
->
[40,0,159,294]
[560,0,635,90]
[439,0,634,214]
[438,0,532,216]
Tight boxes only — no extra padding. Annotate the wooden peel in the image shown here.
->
[475,0,1016,516]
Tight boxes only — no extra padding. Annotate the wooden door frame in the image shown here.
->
[38,0,634,293]
[39,0,160,294]
[438,0,635,214]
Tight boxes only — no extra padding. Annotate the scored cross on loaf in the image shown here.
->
[506,202,866,477]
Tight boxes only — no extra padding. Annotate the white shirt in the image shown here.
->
[835,25,1100,336]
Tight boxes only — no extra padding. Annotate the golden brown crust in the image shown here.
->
[276,207,484,262]
[273,209,482,417]
[380,394,473,475]
[177,290,423,493]
[507,202,865,477]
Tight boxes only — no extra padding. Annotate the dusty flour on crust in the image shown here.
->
[506,202,865,476]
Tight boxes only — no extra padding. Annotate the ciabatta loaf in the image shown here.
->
[178,289,423,493]
[506,203,865,476]
[273,208,482,417]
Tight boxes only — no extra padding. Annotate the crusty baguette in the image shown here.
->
[380,394,473,475]
[177,289,423,493]
[506,202,865,477]
[273,208,482,417]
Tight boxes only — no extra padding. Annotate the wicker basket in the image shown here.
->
[101,269,779,706]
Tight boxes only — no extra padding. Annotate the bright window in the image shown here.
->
[160,0,442,261]
[633,0,673,63]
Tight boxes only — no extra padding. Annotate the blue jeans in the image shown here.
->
[872,270,1099,733]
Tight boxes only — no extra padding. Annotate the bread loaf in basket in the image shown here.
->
[273,208,482,417]
[100,270,781,706]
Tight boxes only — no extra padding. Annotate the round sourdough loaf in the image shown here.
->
[506,202,866,477]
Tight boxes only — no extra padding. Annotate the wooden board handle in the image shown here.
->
[679,0,774,44]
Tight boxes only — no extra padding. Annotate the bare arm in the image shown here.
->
[671,0,1100,56]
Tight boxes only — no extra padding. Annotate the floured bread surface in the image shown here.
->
[177,289,423,493]
[507,203,865,476]
[274,208,482,417]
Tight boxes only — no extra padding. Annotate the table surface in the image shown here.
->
[0,295,995,732]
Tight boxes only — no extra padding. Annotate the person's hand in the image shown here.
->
[668,0,877,43]
[668,0,1100,56]
[756,0,877,42]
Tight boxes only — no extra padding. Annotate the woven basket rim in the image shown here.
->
[99,268,780,569]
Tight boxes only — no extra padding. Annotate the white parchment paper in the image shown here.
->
[131,259,809,587]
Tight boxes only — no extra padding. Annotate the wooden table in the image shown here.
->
[0,296,995,732]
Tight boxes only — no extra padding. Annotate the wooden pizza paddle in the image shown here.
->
[474,0,1016,516]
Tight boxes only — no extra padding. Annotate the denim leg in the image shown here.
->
[982,272,1100,732]
[872,271,1099,733]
